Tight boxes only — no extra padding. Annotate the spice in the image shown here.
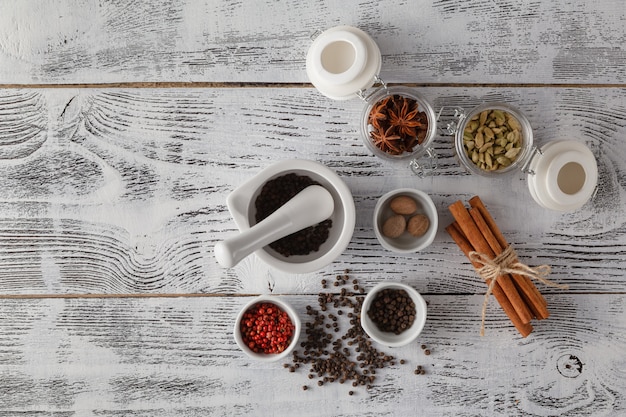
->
[240,302,295,354]
[467,196,549,321]
[447,200,532,337]
[255,173,332,256]
[368,94,428,155]
[382,214,406,238]
[461,109,523,172]
[366,288,416,335]
[407,214,430,237]
[445,197,564,337]
[288,273,409,394]
[389,195,417,215]
[380,194,430,241]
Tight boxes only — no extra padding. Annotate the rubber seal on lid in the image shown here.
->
[306,26,382,100]
[527,140,597,212]
[310,31,367,86]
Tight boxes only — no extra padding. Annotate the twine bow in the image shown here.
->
[469,245,568,336]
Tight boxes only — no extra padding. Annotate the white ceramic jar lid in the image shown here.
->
[306,26,382,100]
[526,140,598,212]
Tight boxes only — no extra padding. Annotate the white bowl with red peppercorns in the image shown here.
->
[373,188,438,253]
[361,282,427,348]
[234,295,301,362]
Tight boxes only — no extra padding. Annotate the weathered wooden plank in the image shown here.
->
[0,1,624,84]
[0,294,623,416]
[0,87,624,295]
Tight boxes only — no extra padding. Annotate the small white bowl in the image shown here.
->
[361,282,427,348]
[373,188,438,253]
[234,295,301,362]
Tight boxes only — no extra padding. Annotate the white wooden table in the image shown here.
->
[1,1,625,416]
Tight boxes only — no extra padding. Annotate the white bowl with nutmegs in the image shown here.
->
[361,282,428,347]
[373,188,438,253]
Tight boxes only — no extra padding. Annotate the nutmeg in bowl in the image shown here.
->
[373,188,438,253]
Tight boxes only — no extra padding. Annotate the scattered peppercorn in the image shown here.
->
[349,391,354,396]
[424,349,431,356]
[285,273,428,395]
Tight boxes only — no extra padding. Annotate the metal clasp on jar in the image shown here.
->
[356,75,388,102]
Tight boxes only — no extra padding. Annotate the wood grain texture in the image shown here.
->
[0,3,624,416]
[0,1,624,84]
[0,294,623,416]
[0,87,624,295]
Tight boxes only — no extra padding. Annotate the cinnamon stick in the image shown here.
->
[448,201,533,325]
[468,207,550,320]
[445,223,533,337]
[468,196,549,312]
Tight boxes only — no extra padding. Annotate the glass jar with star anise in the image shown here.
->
[360,86,438,176]
[306,26,438,175]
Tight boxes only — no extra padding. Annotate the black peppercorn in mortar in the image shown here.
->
[255,173,332,257]
[367,288,416,335]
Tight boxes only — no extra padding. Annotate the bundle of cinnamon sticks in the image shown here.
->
[445,196,549,337]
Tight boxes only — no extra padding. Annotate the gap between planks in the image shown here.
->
[0,292,623,300]
[0,82,625,89]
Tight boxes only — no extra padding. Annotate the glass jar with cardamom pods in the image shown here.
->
[454,103,533,177]
[453,102,598,212]
[306,25,438,177]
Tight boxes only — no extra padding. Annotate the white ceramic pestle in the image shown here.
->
[214,185,335,268]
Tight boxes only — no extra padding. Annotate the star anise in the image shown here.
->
[371,126,403,155]
[368,96,391,130]
[388,97,422,138]
[367,94,428,156]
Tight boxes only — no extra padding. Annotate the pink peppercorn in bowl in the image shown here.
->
[234,295,302,362]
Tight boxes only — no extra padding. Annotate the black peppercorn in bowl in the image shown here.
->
[221,159,356,274]
[361,282,427,348]
[360,86,438,176]
[454,103,534,177]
